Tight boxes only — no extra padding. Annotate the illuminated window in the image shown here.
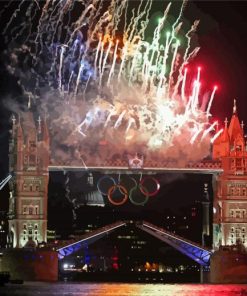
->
[24,155,28,164]
[236,210,241,219]
[29,155,36,164]
[23,183,28,191]
[236,158,242,167]
[29,207,33,215]
[29,141,36,152]
[243,188,247,196]
[236,229,241,237]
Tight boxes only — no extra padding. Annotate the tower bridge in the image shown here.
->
[3,101,247,282]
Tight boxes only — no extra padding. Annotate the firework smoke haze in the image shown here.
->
[1,0,218,166]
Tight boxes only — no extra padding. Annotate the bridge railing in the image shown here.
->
[140,221,212,251]
[56,221,127,250]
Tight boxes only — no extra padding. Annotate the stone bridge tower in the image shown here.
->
[212,100,247,249]
[8,112,49,248]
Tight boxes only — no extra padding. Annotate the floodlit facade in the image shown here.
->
[213,101,247,249]
[8,112,49,247]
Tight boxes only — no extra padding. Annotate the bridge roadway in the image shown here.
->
[56,221,212,266]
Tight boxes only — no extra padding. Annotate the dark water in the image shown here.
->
[1,283,247,296]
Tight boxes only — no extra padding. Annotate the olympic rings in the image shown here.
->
[108,184,129,206]
[140,176,160,197]
[96,175,160,206]
[97,175,116,195]
[129,186,149,206]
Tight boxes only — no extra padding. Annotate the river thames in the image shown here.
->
[1,283,247,296]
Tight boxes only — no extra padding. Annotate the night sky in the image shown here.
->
[0,1,247,230]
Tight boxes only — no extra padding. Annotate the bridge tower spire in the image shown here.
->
[212,100,247,249]
[8,111,49,248]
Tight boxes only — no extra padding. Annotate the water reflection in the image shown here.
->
[0,283,247,296]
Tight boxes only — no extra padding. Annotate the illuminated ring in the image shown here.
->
[139,176,160,197]
[97,175,116,195]
[129,185,149,206]
[108,184,129,206]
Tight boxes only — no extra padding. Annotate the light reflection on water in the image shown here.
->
[1,283,247,296]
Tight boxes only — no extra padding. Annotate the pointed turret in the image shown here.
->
[16,116,24,170]
[36,115,50,170]
[42,115,50,145]
[221,118,230,143]
[228,99,244,146]
[16,116,23,147]
[212,118,230,159]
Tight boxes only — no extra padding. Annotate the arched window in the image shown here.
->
[243,188,246,196]
[29,206,33,215]
[23,183,28,191]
